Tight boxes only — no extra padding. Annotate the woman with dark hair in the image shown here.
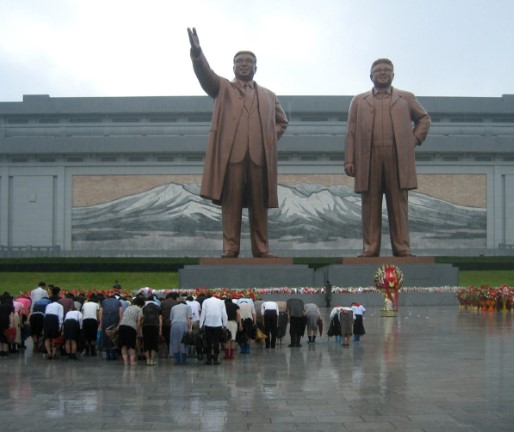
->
[43,287,64,359]
[339,307,354,347]
[351,302,366,342]
[304,303,321,344]
[169,300,193,365]
[63,309,83,360]
[223,298,240,360]
[141,295,162,366]
[0,293,15,357]
[118,296,144,366]
[99,293,122,360]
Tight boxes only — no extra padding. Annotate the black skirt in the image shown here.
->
[43,315,60,339]
[63,319,81,341]
[353,315,366,336]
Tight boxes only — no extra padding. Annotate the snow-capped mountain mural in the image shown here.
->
[72,182,486,253]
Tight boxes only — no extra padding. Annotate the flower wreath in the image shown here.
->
[374,265,403,310]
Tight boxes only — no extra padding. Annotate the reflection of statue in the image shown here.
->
[187,28,288,258]
[344,58,431,257]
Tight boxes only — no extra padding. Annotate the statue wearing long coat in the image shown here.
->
[345,86,430,256]
[345,87,430,193]
[191,51,288,208]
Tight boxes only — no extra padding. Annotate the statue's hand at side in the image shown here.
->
[344,163,355,177]
[187,27,201,57]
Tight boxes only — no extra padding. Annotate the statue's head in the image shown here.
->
[233,51,257,81]
[370,58,394,89]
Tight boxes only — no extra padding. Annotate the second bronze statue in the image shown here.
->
[345,58,431,257]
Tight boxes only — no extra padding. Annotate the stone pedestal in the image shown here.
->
[179,258,312,289]
[179,256,459,298]
[315,256,458,288]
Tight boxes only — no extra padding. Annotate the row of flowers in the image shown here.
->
[455,284,514,310]
[148,286,457,299]
[21,285,459,301]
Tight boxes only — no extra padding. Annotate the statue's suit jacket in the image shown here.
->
[345,87,430,193]
[191,50,288,208]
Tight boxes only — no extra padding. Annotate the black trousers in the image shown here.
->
[204,326,222,359]
[264,310,278,348]
[289,316,304,346]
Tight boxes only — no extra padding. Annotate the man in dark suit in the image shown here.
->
[344,58,431,257]
[188,28,288,258]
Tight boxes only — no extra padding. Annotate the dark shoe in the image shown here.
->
[288,344,295,348]
[296,344,302,347]
[212,359,220,365]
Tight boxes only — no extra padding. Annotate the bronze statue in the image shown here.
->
[187,28,288,258]
[344,59,431,257]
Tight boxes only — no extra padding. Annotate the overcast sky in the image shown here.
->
[0,0,512,101]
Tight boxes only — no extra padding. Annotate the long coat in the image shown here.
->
[344,87,430,193]
[191,51,288,208]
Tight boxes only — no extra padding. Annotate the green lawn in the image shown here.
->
[0,272,179,296]
[1,270,513,297]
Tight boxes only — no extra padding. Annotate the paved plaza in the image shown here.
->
[0,306,513,431]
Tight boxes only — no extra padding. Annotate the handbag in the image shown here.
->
[221,327,231,343]
[255,328,268,342]
[236,329,248,345]
[105,324,120,347]
[3,326,16,343]
[181,332,195,345]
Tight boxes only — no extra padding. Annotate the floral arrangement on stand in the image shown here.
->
[455,284,514,311]
[374,265,404,311]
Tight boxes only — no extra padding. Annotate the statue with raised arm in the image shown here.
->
[188,28,288,258]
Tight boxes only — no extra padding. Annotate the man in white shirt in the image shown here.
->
[261,301,279,349]
[199,295,228,365]
[30,282,48,310]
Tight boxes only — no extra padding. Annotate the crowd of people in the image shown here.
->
[0,281,366,363]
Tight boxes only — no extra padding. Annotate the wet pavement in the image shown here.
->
[0,306,513,431]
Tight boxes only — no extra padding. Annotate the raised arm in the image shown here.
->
[187,27,201,58]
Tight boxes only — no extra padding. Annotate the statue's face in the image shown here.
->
[370,63,394,89]
[233,54,257,81]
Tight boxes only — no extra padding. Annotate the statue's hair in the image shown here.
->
[233,51,257,64]
[370,58,394,72]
